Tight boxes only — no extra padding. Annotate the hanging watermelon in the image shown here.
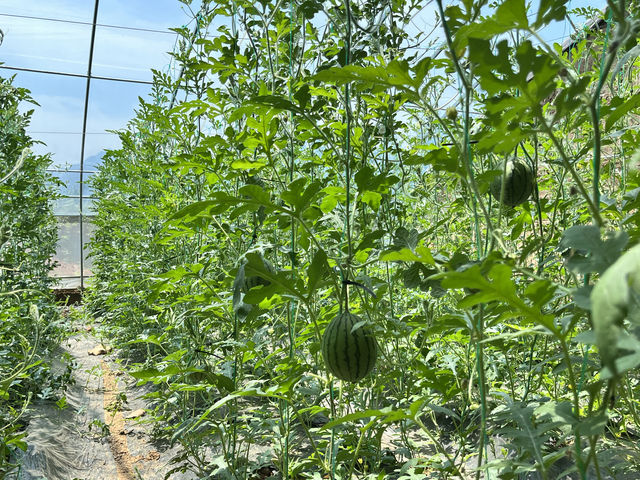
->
[321,312,377,383]
[490,160,534,207]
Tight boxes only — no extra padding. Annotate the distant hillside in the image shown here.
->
[62,150,104,171]
[84,151,105,171]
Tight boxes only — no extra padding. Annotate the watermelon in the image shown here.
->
[233,255,275,320]
[243,257,275,291]
[490,160,534,207]
[321,312,377,383]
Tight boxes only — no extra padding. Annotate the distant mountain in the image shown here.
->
[84,151,105,171]
[64,150,105,171]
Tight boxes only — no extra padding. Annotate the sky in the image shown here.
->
[0,0,198,176]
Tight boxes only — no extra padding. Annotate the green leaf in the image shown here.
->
[353,165,398,211]
[244,252,305,302]
[575,412,609,436]
[403,263,422,289]
[533,0,567,29]
[437,263,554,329]
[238,184,274,209]
[573,285,592,310]
[168,197,230,223]
[169,199,228,220]
[245,95,303,114]
[604,93,640,131]
[380,248,420,262]
[380,246,434,265]
[131,365,201,384]
[7,433,28,451]
[307,249,329,296]
[312,60,421,96]
[554,77,591,120]
[591,243,640,377]
[231,158,267,171]
[360,191,382,210]
[524,279,557,307]
[456,0,536,47]
[355,230,385,254]
[469,39,559,105]
[299,0,322,17]
[558,226,628,274]
[127,333,166,348]
[354,166,399,193]
[495,0,529,29]
[494,400,547,470]
[280,178,323,213]
[321,408,396,430]
[393,227,419,250]
[408,145,463,175]
[320,186,345,213]
[314,65,395,87]
[293,83,311,109]
[427,403,461,422]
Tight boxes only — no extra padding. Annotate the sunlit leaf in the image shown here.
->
[591,243,640,377]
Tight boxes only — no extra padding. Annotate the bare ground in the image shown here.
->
[10,330,196,480]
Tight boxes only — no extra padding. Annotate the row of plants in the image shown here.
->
[0,71,69,475]
[86,0,640,478]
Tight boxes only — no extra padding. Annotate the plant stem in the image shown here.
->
[538,118,605,227]
[413,408,466,479]
[558,335,587,479]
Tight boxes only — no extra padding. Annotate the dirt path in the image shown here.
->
[101,359,137,480]
[10,329,196,480]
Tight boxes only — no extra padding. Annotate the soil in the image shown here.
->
[9,329,197,480]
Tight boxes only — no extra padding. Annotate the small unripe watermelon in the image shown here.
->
[243,258,275,291]
[321,312,377,383]
[490,160,534,207]
[233,255,275,320]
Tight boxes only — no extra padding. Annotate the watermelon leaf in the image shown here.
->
[307,248,329,297]
[590,243,640,377]
[558,226,628,275]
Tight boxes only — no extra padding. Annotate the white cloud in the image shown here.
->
[0,0,95,23]
[91,27,174,80]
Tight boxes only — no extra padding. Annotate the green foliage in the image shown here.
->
[0,75,63,475]
[591,243,640,378]
[85,0,640,477]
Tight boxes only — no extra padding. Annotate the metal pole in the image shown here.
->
[79,0,100,290]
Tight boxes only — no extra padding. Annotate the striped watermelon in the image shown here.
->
[244,258,275,291]
[233,255,275,320]
[243,257,275,292]
[321,312,377,383]
[490,160,534,207]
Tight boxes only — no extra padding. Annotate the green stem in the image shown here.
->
[347,422,371,479]
[434,0,470,91]
[413,408,466,479]
[558,335,587,479]
[538,118,604,227]
[589,10,615,223]
[474,306,489,480]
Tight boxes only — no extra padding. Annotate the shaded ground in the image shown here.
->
[9,330,196,480]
